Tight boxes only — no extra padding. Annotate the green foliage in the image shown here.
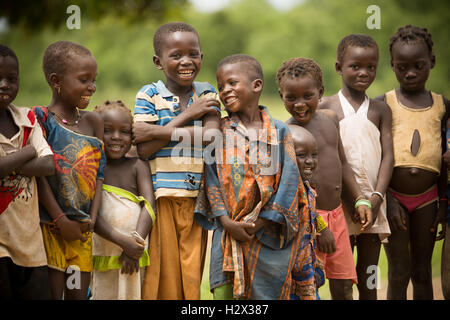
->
[0,0,188,32]
[0,0,448,111]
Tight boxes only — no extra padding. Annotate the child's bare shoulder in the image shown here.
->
[128,156,152,175]
[370,98,392,117]
[317,108,339,126]
[319,94,339,111]
[373,93,385,102]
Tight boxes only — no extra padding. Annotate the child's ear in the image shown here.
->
[252,79,263,93]
[153,55,163,70]
[319,86,324,99]
[48,72,61,91]
[335,61,343,75]
[430,54,436,69]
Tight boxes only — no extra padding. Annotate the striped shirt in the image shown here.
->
[134,80,220,199]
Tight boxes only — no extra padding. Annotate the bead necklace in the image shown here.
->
[50,108,80,126]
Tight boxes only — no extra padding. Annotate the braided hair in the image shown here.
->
[389,25,434,57]
[276,57,323,91]
[94,100,133,125]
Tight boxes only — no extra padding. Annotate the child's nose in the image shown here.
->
[180,56,192,65]
[88,82,96,93]
[405,70,417,78]
[0,78,8,88]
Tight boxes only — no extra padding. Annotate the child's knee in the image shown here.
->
[411,266,432,285]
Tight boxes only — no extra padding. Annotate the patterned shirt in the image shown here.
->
[134,80,220,199]
[195,106,304,299]
[33,106,106,223]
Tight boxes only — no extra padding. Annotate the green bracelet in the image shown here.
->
[355,199,372,209]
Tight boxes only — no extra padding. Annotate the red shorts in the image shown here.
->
[316,203,357,283]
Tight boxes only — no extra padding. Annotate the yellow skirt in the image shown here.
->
[41,223,92,272]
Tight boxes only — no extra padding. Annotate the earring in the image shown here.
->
[56,86,61,94]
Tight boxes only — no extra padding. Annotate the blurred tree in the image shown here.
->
[1,0,188,32]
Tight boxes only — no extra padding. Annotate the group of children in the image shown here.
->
[0,21,449,300]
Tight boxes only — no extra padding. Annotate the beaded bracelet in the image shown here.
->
[315,215,328,233]
[355,199,372,209]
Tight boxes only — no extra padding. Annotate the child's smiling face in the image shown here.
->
[58,54,97,110]
[154,31,202,89]
[390,40,434,92]
[279,75,323,125]
[337,45,378,92]
[291,126,318,183]
[102,108,132,160]
[0,55,19,110]
[216,62,259,114]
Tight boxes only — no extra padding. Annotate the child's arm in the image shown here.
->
[93,214,144,260]
[335,115,373,231]
[315,215,336,254]
[85,179,103,232]
[134,158,156,240]
[432,97,450,240]
[36,176,87,242]
[134,98,220,160]
[85,112,106,231]
[369,101,394,219]
[0,145,36,177]
[15,155,54,177]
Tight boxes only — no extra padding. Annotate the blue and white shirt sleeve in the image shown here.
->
[134,84,159,123]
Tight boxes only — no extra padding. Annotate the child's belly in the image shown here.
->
[390,167,439,194]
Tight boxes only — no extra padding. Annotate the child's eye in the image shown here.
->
[351,65,359,70]
[416,63,424,70]
[397,65,406,72]
[171,53,181,59]
[369,65,376,71]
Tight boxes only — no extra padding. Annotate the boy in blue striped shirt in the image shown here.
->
[132,22,221,300]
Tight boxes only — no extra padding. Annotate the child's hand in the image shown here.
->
[316,227,336,254]
[119,252,140,275]
[219,215,255,242]
[356,204,373,231]
[369,194,382,224]
[244,218,268,235]
[386,193,407,232]
[52,216,87,242]
[185,98,220,121]
[431,203,446,240]
[120,234,145,260]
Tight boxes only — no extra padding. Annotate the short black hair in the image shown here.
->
[0,44,18,66]
[42,41,92,84]
[389,25,434,57]
[153,22,199,57]
[337,34,378,63]
[276,57,323,91]
[217,54,264,83]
